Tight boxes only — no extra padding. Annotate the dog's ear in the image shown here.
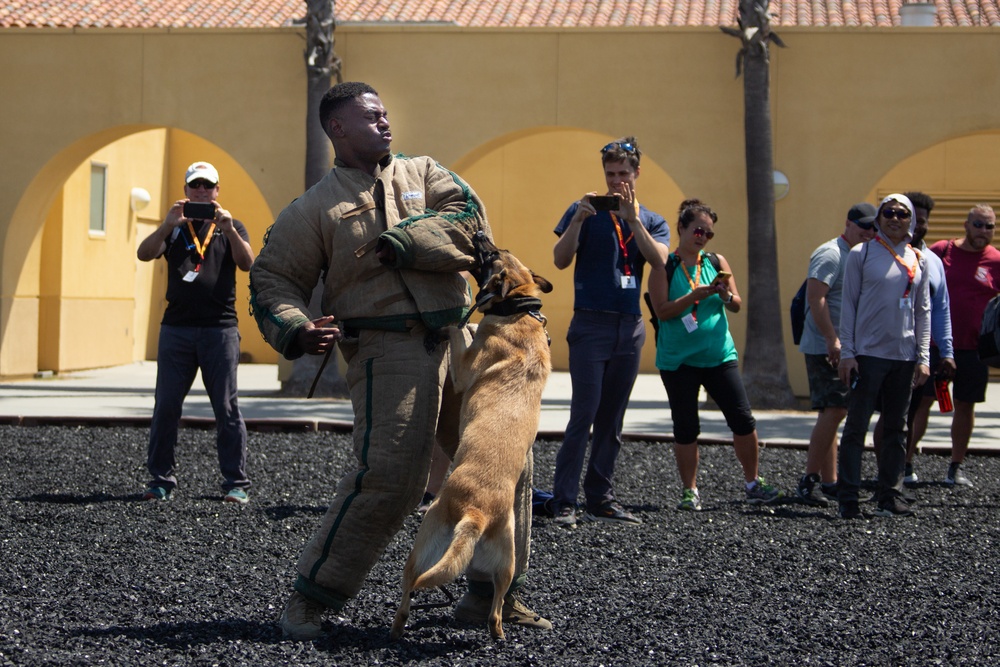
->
[484,268,511,299]
[532,272,553,294]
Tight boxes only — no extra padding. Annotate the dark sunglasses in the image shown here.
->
[851,219,875,231]
[692,227,715,240]
[880,208,911,221]
[972,220,997,230]
[601,142,637,154]
[188,180,217,190]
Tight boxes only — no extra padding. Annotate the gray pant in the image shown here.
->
[147,324,249,492]
[838,355,914,505]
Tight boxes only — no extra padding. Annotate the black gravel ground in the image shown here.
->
[1,423,998,666]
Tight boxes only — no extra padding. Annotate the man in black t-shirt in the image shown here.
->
[136,161,256,504]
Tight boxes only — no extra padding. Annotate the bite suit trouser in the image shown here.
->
[293,325,532,609]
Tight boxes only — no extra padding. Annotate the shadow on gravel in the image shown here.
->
[264,505,330,520]
[17,492,136,504]
[74,619,281,646]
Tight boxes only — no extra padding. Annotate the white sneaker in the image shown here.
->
[945,463,973,488]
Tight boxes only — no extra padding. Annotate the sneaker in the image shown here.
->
[142,486,171,501]
[583,500,642,525]
[552,503,577,529]
[454,590,552,630]
[903,463,919,486]
[279,591,326,640]
[820,482,839,503]
[745,477,783,505]
[796,473,830,507]
[224,488,249,505]
[838,500,865,520]
[873,496,915,517]
[677,488,702,511]
[945,462,973,488]
[417,491,436,514]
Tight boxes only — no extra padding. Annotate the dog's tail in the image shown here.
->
[412,511,486,590]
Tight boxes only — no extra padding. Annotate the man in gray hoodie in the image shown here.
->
[837,194,931,519]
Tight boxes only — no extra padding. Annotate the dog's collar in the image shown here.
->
[479,296,543,317]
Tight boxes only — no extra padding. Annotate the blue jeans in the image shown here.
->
[838,355,914,505]
[552,311,643,511]
[147,325,249,492]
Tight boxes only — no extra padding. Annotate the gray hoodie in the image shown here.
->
[839,193,931,366]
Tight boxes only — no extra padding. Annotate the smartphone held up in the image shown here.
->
[589,195,620,211]
[183,201,216,220]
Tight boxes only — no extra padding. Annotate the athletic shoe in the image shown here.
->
[820,482,839,503]
[279,591,325,640]
[945,462,973,488]
[873,496,915,517]
[584,500,642,525]
[838,500,864,520]
[552,503,577,529]
[142,486,171,501]
[745,477,783,505]
[903,463,919,485]
[454,590,552,630]
[224,488,249,505]
[677,488,702,511]
[796,473,830,507]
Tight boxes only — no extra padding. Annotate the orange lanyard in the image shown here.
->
[876,235,917,298]
[186,220,217,261]
[610,213,634,276]
[678,252,704,321]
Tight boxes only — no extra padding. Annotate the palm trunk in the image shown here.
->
[282,0,346,397]
[725,0,796,408]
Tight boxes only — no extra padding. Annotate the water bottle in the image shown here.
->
[935,378,953,414]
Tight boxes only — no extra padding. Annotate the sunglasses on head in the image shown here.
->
[601,142,637,154]
[851,219,875,231]
[972,220,997,230]
[692,227,715,240]
[880,208,911,221]
[188,180,217,190]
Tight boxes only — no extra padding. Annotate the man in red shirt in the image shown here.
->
[930,204,1000,487]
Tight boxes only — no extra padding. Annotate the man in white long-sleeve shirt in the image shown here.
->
[837,193,931,519]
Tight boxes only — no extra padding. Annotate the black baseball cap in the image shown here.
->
[847,202,877,224]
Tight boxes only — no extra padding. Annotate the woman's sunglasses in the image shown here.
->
[692,227,715,240]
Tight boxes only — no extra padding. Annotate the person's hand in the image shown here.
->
[296,315,342,355]
[839,357,858,387]
[825,338,842,368]
[690,284,717,301]
[620,182,637,222]
[913,363,931,388]
[573,192,599,222]
[936,357,957,381]
[215,205,234,232]
[165,200,188,227]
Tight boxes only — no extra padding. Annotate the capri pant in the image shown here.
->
[660,360,757,444]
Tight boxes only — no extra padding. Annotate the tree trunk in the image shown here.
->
[733,0,797,409]
[282,0,346,397]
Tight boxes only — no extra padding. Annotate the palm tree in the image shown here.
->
[282,0,346,397]
[721,0,796,409]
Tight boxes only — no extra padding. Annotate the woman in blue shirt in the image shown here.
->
[647,199,782,510]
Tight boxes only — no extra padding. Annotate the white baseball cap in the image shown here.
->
[184,161,219,185]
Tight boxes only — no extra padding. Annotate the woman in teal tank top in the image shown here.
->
[646,199,783,511]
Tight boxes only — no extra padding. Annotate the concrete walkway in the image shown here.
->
[2,361,999,455]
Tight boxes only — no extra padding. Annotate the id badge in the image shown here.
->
[183,270,199,283]
[681,313,698,333]
[899,297,911,309]
[620,275,637,289]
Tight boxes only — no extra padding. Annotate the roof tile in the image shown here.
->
[2,0,998,29]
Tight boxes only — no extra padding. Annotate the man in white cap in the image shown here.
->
[136,161,255,504]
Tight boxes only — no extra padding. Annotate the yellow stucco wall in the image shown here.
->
[3,25,1000,396]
